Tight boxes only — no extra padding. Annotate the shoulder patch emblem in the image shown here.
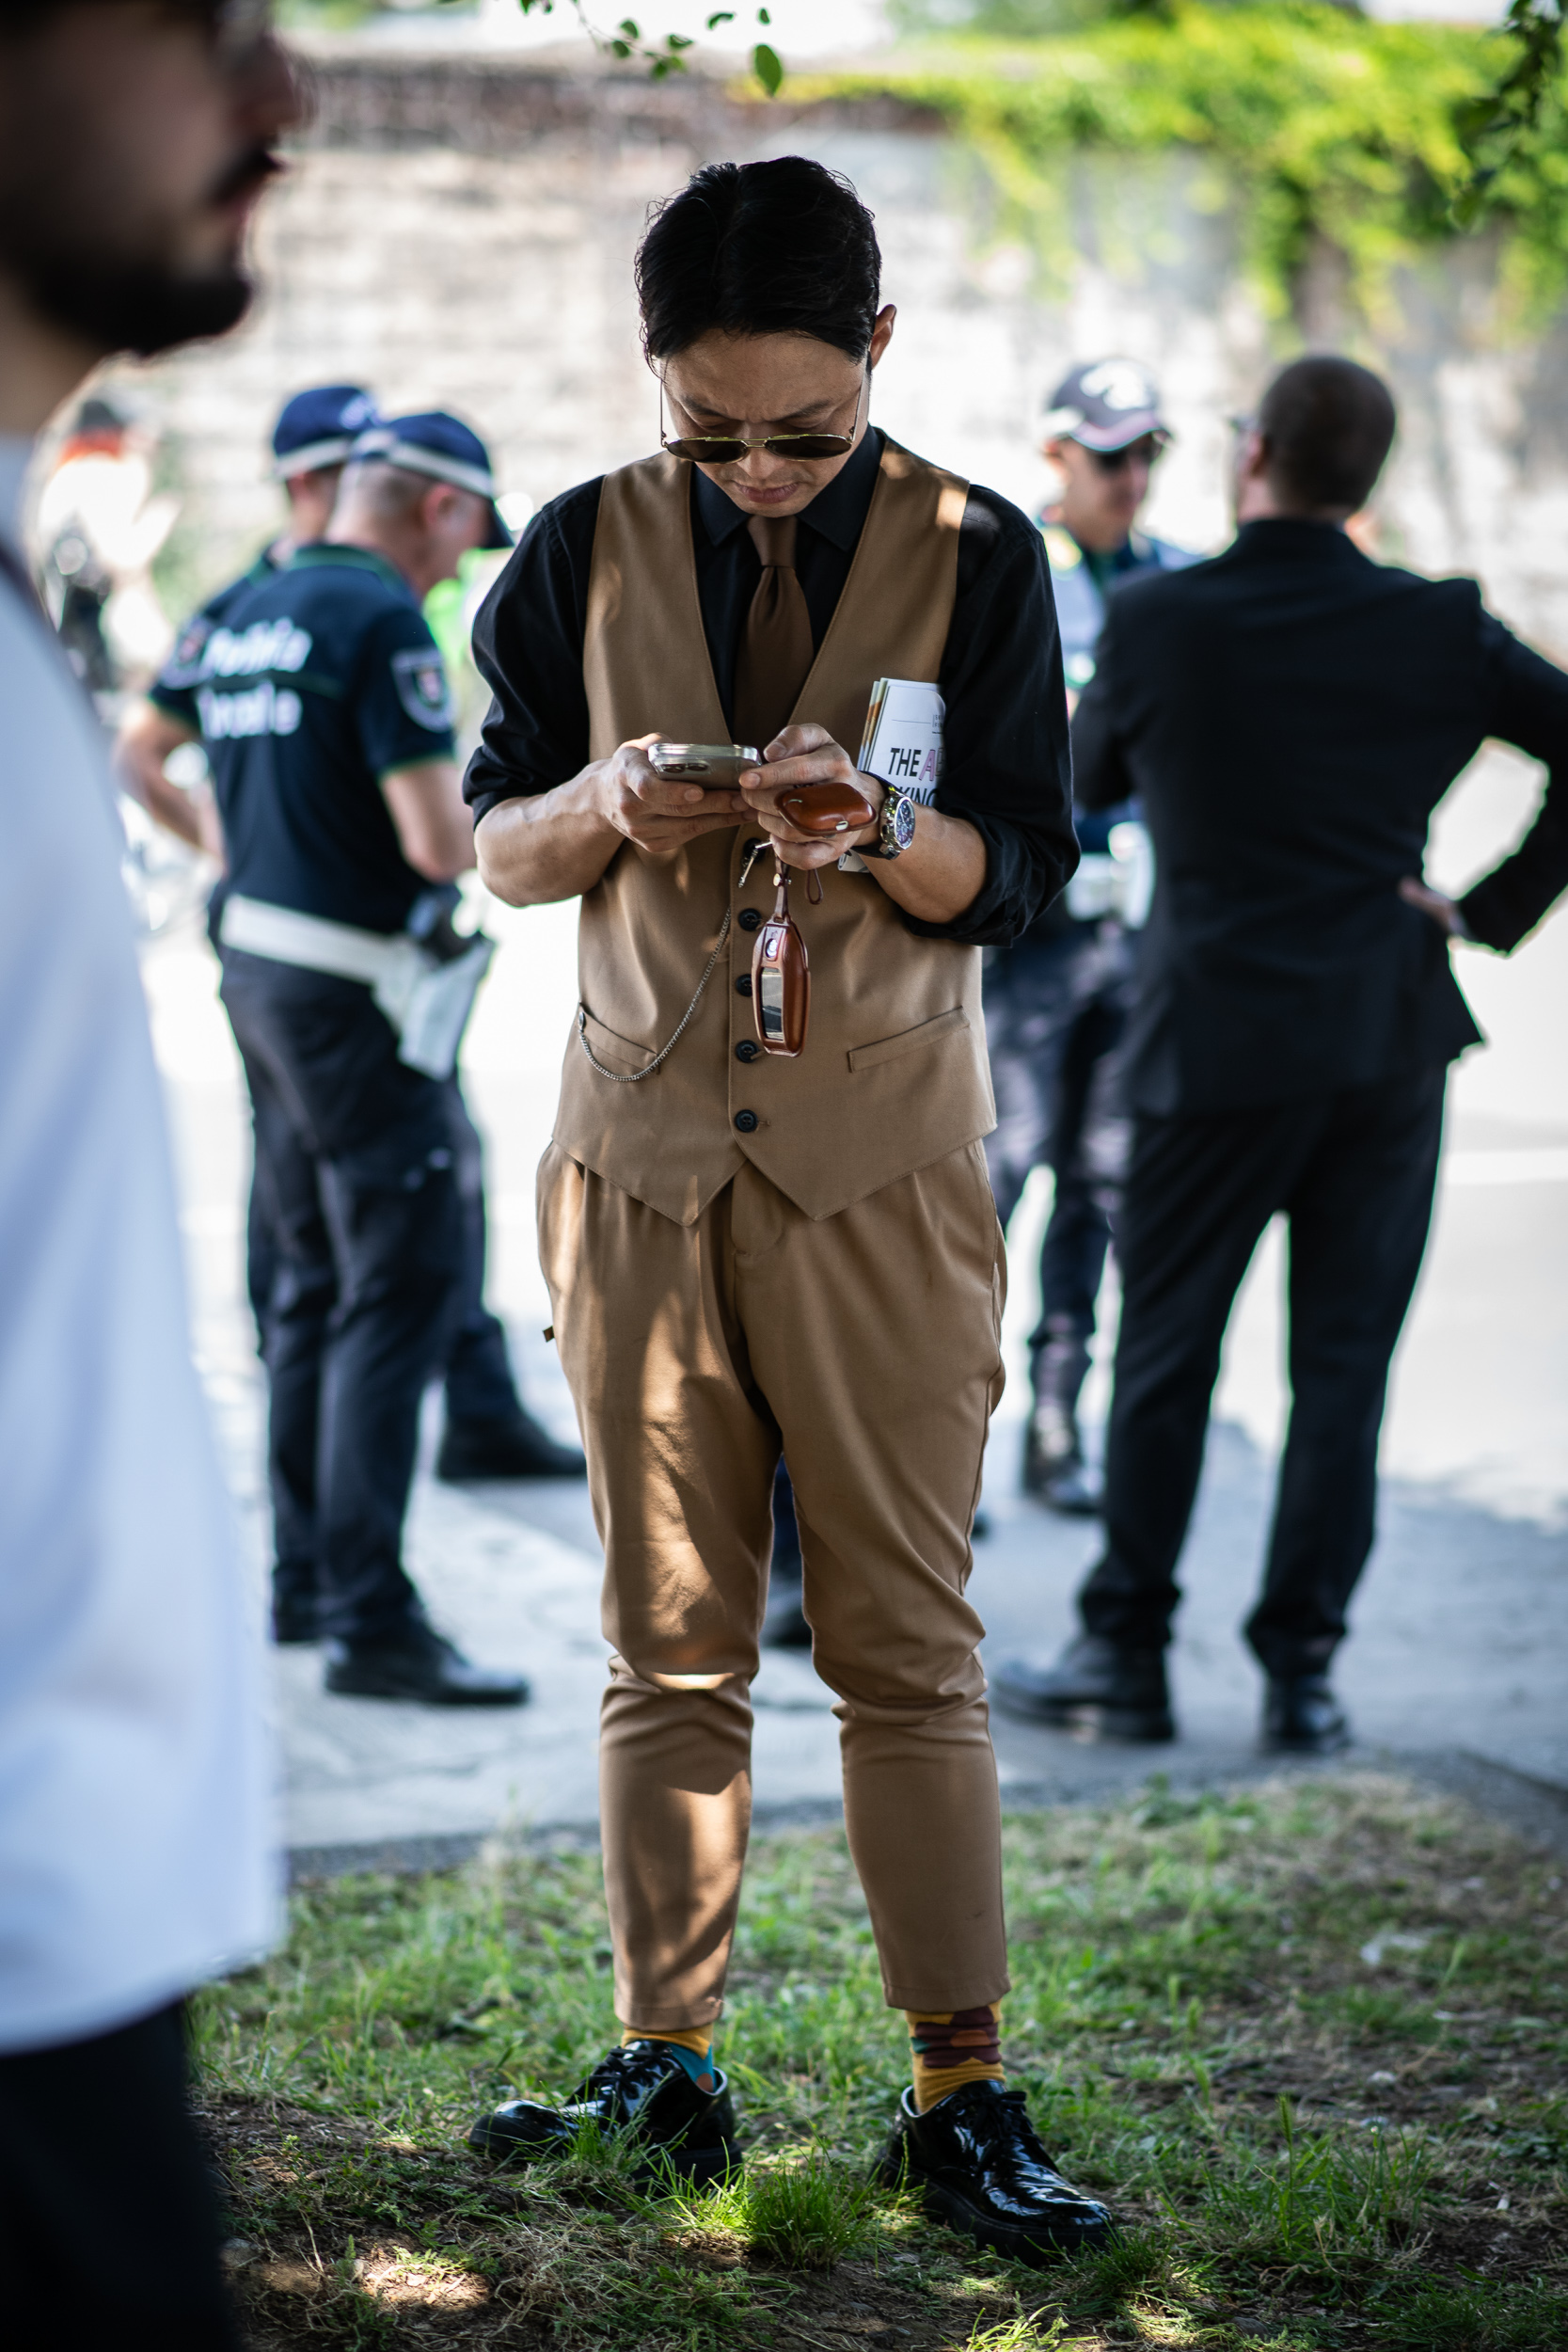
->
[1040,525,1082,574]
[392,645,454,732]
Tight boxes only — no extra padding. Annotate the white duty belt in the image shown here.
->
[219,893,493,1082]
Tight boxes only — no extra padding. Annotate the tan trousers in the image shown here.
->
[538,1139,1011,2030]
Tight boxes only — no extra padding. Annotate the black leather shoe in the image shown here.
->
[991,1633,1175,1742]
[436,1408,586,1482]
[878,2080,1113,2265]
[1022,1411,1101,1518]
[468,2041,739,2185]
[324,1620,528,1706]
[1262,1674,1350,1756]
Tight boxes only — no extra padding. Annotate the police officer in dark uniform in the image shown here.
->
[985,359,1196,1516]
[148,412,531,1702]
[119,389,583,1586]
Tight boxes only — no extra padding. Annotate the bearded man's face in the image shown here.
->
[0,1,297,360]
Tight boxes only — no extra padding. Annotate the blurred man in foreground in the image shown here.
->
[987,359,1196,1515]
[996,357,1568,1756]
[0,3,296,2341]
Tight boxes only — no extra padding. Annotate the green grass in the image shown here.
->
[198,1772,1568,2347]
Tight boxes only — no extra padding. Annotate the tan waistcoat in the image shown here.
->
[553,437,995,1226]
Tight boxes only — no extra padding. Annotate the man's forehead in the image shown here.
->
[664,341,859,420]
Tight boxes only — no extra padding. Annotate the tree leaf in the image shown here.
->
[752,37,783,93]
[706,8,735,23]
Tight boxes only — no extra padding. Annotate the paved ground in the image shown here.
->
[143,750,1568,1860]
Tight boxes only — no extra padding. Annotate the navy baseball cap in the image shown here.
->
[271,384,380,477]
[1042,358,1170,452]
[352,411,514,549]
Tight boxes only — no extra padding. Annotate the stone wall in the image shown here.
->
[97,42,1568,660]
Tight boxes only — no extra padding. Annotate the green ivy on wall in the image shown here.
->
[790,4,1568,326]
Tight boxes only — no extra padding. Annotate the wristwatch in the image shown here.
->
[864,781,916,861]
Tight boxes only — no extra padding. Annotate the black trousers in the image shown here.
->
[1079,1064,1447,1677]
[220,950,467,1644]
[984,923,1133,1377]
[0,2002,237,2350]
[245,1053,520,1427]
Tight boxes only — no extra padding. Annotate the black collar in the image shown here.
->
[692,423,883,552]
[1232,517,1365,563]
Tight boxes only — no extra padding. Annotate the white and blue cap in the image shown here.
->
[351,410,514,549]
[272,384,380,478]
[1042,358,1170,453]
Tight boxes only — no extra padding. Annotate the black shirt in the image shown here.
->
[153,544,456,934]
[464,428,1075,946]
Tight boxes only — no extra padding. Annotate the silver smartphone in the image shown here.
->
[649,741,762,788]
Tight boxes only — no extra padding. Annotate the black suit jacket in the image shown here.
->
[1072,517,1568,1114]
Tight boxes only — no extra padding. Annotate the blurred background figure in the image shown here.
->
[995,357,1568,1756]
[38,390,178,703]
[984,359,1196,1513]
[163,410,535,1704]
[116,391,583,1643]
[0,3,297,2344]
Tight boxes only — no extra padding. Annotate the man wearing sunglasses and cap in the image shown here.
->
[119,391,583,1654]
[985,359,1197,1522]
[175,408,532,1706]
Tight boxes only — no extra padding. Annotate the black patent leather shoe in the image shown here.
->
[324,1620,529,1706]
[878,2080,1113,2265]
[1262,1674,1350,1756]
[436,1408,586,1482]
[468,2041,739,2184]
[991,1633,1175,1742]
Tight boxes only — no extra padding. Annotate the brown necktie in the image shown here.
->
[733,514,815,752]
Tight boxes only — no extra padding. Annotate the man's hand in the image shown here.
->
[1399,876,1466,937]
[594,734,747,857]
[737,723,883,871]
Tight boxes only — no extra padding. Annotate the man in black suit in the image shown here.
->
[993,356,1568,1755]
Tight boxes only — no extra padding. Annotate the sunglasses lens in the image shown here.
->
[664,433,853,463]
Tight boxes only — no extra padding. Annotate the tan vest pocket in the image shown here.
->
[578,1006,659,1077]
[847,1006,970,1073]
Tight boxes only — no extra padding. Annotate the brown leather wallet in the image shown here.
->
[778,779,876,837]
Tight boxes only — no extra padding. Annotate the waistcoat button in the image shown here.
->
[734,1109,759,1134]
[734,974,752,996]
[738,908,762,932]
[735,1040,759,1063]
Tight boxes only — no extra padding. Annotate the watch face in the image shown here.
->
[891,793,917,850]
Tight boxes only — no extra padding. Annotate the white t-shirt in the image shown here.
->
[0,434,277,2052]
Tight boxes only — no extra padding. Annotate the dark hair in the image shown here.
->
[636,158,881,363]
[1257,356,1397,514]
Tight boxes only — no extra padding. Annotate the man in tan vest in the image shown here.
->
[461,157,1110,2262]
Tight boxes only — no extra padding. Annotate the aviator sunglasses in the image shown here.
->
[659,370,867,464]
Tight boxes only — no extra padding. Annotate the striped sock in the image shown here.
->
[623,2025,717,2093]
[905,2002,1005,2111]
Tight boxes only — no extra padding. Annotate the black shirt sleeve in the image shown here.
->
[911,485,1077,947]
[1457,613,1568,952]
[464,477,602,823]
